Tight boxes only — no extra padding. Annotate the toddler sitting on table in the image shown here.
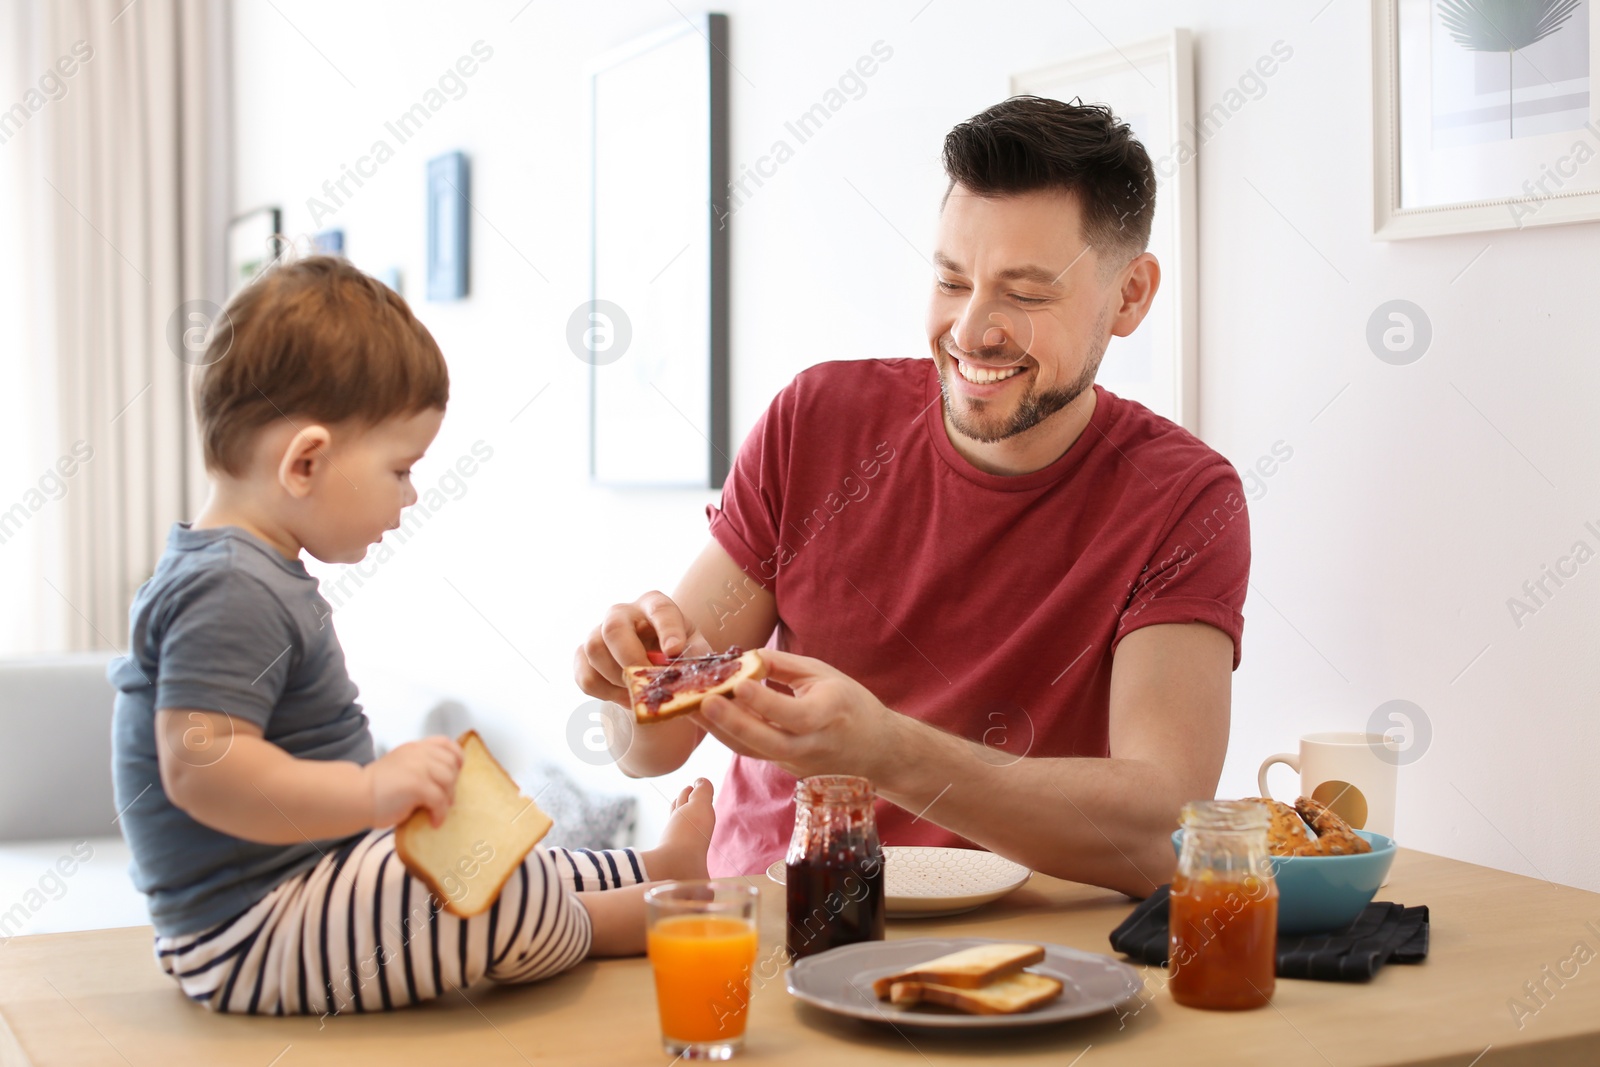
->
[107,254,712,1015]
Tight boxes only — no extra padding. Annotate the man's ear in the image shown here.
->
[1109,252,1161,339]
[277,425,334,498]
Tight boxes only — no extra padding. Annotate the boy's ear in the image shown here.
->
[277,425,335,498]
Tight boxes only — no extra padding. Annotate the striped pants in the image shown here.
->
[153,828,648,1015]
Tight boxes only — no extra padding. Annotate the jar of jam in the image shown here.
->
[785,775,886,960]
[1168,800,1278,1010]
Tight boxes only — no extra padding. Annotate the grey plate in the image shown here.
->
[786,937,1144,1030]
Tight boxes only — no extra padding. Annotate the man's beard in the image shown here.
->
[938,313,1109,445]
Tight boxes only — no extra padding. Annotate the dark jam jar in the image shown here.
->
[785,775,886,960]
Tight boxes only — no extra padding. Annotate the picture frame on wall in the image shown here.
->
[1011,29,1198,432]
[1373,0,1600,239]
[312,229,345,256]
[586,13,731,489]
[225,206,282,297]
[427,151,470,300]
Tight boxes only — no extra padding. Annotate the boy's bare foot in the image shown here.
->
[642,778,715,882]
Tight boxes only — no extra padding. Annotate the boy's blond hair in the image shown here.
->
[197,255,449,475]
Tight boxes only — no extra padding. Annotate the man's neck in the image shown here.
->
[944,387,1099,477]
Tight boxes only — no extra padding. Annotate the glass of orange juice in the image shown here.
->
[645,880,760,1059]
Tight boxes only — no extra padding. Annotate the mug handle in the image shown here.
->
[1257,753,1300,800]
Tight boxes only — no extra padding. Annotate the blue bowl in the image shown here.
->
[1170,829,1396,936]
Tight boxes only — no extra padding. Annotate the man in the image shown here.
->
[574,96,1249,897]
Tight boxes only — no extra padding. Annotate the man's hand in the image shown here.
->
[570,542,780,778]
[574,591,714,708]
[361,736,465,829]
[691,649,905,781]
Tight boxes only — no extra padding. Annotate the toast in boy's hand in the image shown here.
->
[872,943,1060,1015]
[625,647,766,724]
[394,730,552,918]
[887,971,1065,1015]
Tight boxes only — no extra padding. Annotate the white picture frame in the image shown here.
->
[585,14,731,489]
[1373,0,1600,240]
[1011,29,1198,432]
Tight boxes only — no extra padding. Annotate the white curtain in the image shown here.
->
[0,3,54,656]
[9,0,229,652]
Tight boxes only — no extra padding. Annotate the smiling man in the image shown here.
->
[575,96,1249,897]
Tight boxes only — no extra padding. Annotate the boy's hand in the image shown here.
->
[363,736,465,829]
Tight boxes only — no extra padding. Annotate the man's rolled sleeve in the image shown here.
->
[1113,462,1251,669]
[705,383,796,588]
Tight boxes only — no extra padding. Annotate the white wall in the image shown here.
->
[230,0,1600,888]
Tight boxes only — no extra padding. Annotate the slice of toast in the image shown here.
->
[870,943,1046,998]
[625,648,767,724]
[394,730,552,918]
[888,972,1064,1015]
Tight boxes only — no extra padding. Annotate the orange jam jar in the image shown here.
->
[1168,800,1278,1010]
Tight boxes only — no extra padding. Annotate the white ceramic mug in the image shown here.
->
[1257,732,1397,838]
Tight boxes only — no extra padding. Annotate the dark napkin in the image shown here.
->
[1108,884,1429,982]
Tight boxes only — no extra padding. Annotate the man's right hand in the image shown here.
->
[574,590,714,708]
[572,541,779,777]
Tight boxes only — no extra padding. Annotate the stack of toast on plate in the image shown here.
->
[872,943,1062,1015]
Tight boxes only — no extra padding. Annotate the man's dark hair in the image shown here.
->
[941,95,1156,265]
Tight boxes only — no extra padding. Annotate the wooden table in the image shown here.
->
[3,847,1599,1066]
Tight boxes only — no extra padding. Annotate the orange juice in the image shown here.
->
[647,915,759,1043]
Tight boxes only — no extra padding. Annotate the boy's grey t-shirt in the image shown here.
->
[109,524,374,937]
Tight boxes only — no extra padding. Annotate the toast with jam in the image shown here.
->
[624,647,767,723]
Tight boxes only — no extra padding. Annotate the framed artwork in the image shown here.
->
[312,229,345,256]
[1374,0,1600,239]
[586,13,731,488]
[1012,29,1198,432]
[427,151,470,300]
[225,206,282,297]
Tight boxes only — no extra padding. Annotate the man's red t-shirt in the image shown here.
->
[703,358,1249,876]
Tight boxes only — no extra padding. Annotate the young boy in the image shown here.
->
[108,255,713,1015]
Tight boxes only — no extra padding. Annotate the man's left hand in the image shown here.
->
[689,649,905,781]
